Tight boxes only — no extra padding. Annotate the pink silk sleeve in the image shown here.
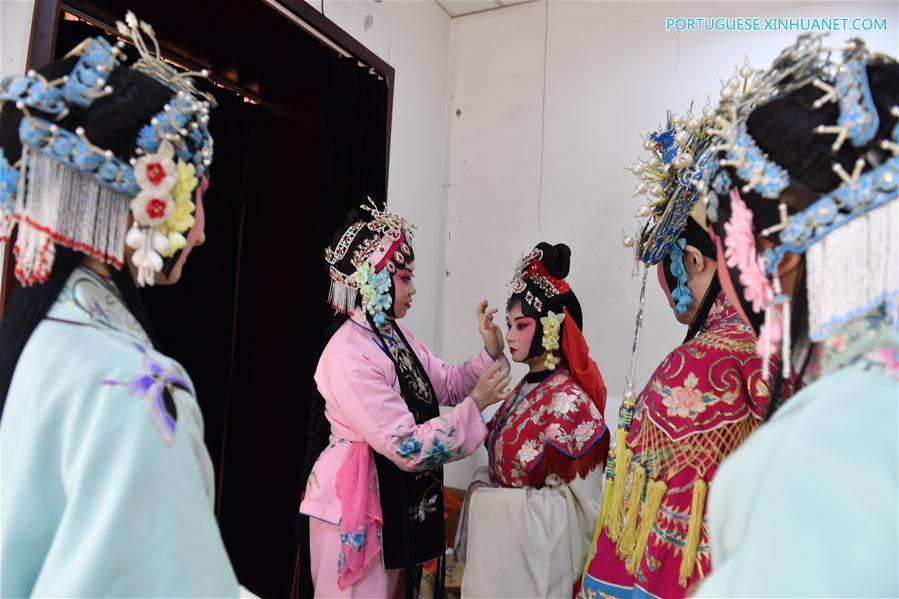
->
[329,352,489,472]
[405,334,503,407]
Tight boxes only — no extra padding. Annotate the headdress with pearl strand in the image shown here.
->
[702,35,898,380]
[0,11,215,287]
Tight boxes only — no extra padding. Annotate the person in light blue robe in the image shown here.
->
[0,12,241,597]
[1,266,239,597]
[692,37,898,597]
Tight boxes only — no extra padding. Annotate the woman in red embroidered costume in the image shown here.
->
[459,242,609,598]
[580,99,781,599]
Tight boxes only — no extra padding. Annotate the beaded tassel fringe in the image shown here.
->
[12,148,130,286]
[806,199,899,341]
[327,279,359,315]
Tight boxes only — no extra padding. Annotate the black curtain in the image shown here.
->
[139,87,263,487]
[308,54,388,359]
[294,55,388,599]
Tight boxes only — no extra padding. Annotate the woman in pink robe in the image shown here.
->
[299,204,510,598]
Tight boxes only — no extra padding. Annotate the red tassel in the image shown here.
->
[528,431,610,488]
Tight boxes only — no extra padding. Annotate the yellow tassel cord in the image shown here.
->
[596,451,616,533]
[616,464,646,558]
[581,462,614,584]
[625,479,667,575]
[678,478,708,587]
[606,429,632,541]
[584,453,617,583]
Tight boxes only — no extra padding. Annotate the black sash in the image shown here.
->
[370,320,446,575]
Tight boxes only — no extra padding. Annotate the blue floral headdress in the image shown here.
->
[0,11,214,287]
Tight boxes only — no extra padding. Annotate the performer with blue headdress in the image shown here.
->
[694,35,898,597]
[579,61,783,598]
[0,12,239,596]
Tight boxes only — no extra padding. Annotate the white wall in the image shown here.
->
[0,0,33,77]
[0,0,35,297]
[439,0,898,488]
[306,0,453,347]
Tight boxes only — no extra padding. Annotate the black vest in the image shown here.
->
[371,321,445,571]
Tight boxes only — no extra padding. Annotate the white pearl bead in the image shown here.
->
[720,86,736,100]
[622,235,635,248]
[638,205,652,217]
[675,130,689,146]
[636,182,648,194]
[643,139,654,151]
[672,113,684,126]
[686,117,702,133]
[674,153,694,170]
[630,163,644,175]
[649,182,664,196]
[703,106,716,120]
[726,76,740,89]
[75,127,85,136]
[740,65,753,78]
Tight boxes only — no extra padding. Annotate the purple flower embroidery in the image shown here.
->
[103,343,190,446]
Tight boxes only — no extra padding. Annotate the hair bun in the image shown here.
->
[343,208,366,226]
[535,242,571,279]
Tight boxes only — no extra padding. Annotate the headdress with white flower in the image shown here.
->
[0,11,213,287]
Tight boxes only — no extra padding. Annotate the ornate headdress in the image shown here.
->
[702,35,898,376]
[324,198,415,327]
[507,242,607,414]
[507,243,575,368]
[0,12,214,287]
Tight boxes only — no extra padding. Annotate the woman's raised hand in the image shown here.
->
[476,299,504,358]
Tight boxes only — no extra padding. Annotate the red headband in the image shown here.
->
[523,261,571,294]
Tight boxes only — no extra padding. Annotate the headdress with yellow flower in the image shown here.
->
[0,11,214,287]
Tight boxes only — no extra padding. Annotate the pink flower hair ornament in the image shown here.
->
[723,188,774,315]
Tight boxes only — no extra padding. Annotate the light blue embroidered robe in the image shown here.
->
[1,267,238,597]
[696,314,899,597]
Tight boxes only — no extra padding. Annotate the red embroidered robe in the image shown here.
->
[581,292,777,599]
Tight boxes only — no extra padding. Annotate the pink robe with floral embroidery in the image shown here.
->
[300,309,497,595]
[581,292,777,599]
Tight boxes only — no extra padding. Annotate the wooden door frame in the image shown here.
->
[0,0,395,317]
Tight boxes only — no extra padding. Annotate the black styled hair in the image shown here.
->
[0,49,181,419]
[710,60,899,418]
[506,242,582,360]
[659,216,720,341]
[660,216,716,306]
